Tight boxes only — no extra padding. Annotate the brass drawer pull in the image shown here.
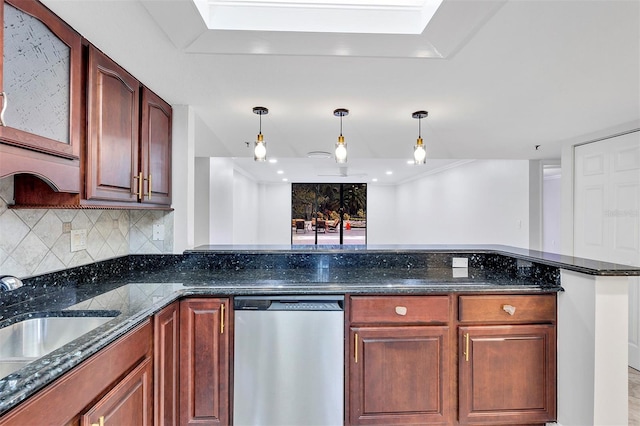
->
[220,303,225,334]
[502,304,516,315]
[464,333,470,362]
[395,306,407,316]
[354,333,359,363]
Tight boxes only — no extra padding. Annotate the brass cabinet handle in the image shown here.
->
[463,333,470,362]
[133,172,143,199]
[354,333,358,364]
[91,416,105,426]
[146,174,152,200]
[0,92,7,126]
[220,303,225,334]
[502,304,516,315]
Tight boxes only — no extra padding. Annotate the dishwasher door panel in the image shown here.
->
[233,310,344,426]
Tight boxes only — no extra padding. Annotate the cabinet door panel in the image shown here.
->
[458,325,556,424]
[86,45,139,202]
[81,357,152,426]
[154,302,179,426]
[0,0,81,159]
[140,87,171,205]
[350,325,450,425]
[179,298,230,426]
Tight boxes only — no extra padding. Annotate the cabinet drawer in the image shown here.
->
[350,296,449,324]
[459,294,556,323]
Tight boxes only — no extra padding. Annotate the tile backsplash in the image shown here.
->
[0,176,173,278]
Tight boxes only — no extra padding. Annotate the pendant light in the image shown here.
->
[412,110,428,165]
[334,108,349,163]
[253,106,268,162]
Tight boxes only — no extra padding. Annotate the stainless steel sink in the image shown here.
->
[0,315,116,377]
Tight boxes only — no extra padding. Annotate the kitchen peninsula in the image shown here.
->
[0,245,637,425]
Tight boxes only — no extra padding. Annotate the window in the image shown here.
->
[291,183,366,245]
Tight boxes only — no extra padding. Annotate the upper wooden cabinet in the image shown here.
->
[12,42,172,208]
[0,0,82,192]
[86,45,140,204]
[85,45,171,207]
[140,86,172,206]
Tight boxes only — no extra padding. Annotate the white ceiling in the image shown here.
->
[41,0,640,184]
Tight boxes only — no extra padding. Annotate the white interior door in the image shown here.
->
[574,131,640,369]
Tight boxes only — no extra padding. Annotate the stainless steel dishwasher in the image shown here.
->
[233,295,344,426]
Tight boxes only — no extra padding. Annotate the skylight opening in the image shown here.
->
[193,0,444,34]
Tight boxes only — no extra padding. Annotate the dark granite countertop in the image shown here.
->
[188,244,640,276]
[3,243,629,416]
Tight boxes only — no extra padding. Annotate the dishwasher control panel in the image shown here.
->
[234,295,344,311]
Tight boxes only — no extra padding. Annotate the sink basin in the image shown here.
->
[0,314,117,377]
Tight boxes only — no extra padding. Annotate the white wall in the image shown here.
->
[194,157,211,247]
[232,170,260,244]
[366,185,397,244]
[210,158,234,244]
[542,172,561,253]
[257,183,291,245]
[193,159,532,247]
[172,105,195,253]
[392,160,530,247]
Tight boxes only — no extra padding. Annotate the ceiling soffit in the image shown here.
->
[142,0,506,58]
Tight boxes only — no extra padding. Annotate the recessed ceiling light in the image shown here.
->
[406,160,414,165]
[269,158,278,164]
[386,171,393,175]
[282,178,289,182]
[307,151,332,159]
[372,178,378,182]
[277,170,284,174]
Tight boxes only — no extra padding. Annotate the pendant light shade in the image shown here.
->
[412,110,428,165]
[253,106,268,162]
[334,108,349,164]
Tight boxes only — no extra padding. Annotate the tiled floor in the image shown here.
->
[631,367,640,425]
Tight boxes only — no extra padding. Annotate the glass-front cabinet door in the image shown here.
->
[0,0,81,159]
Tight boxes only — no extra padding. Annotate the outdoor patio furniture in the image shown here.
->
[328,218,341,232]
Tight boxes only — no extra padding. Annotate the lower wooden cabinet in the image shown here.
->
[81,357,153,426]
[0,293,556,426]
[348,295,452,425]
[179,298,231,426]
[349,325,450,425]
[154,302,180,426]
[458,324,556,425]
[457,294,557,425]
[0,321,152,426]
[347,294,557,426]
